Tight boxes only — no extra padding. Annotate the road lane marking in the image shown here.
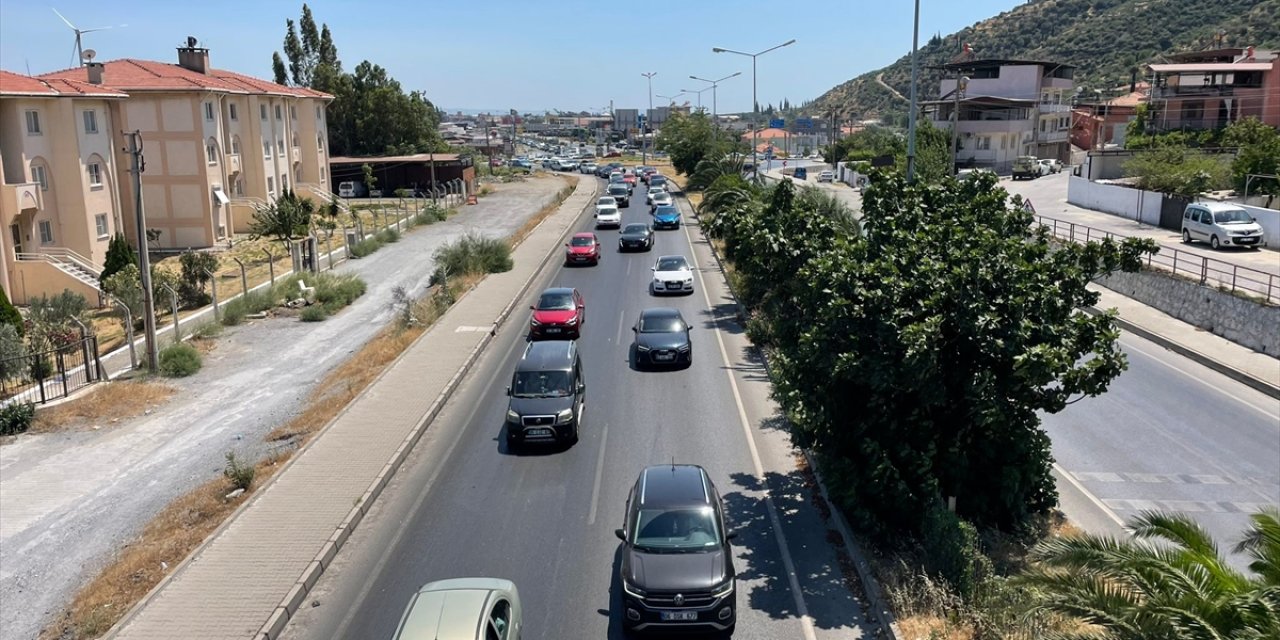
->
[615,309,625,345]
[588,424,609,526]
[1054,462,1128,529]
[680,211,819,640]
[1121,337,1280,422]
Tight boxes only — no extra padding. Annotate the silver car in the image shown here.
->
[391,577,522,640]
[1181,202,1265,250]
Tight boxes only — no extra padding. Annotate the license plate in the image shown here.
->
[1238,237,1258,244]
[659,611,697,622]
[655,353,673,361]
[546,328,561,333]
[527,428,552,436]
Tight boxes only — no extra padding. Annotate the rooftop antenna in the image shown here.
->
[52,8,127,67]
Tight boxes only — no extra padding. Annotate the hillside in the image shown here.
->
[813,0,1280,122]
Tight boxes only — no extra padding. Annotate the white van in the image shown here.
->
[338,181,365,198]
[1181,202,1265,250]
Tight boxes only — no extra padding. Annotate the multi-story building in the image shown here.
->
[1145,47,1279,132]
[1070,84,1146,151]
[0,70,128,304]
[41,40,334,249]
[928,58,1075,172]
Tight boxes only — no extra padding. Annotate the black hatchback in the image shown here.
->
[630,308,692,369]
[615,465,737,635]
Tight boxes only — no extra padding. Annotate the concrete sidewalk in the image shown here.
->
[106,180,598,640]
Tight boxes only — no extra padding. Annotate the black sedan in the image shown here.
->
[618,223,654,252]
[631,308,692,369]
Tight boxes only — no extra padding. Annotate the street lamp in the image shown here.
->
[642,72,657,164]
[656,92,689,104]
[689,71,742,125]
[713,39,796,182]
[680,86,713,112]
[949,75,970,176]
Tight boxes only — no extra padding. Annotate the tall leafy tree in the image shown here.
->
[656,111,739,177]
[1020,509,1280,639]
[99,233,138,287]
[1223,116,1280,204]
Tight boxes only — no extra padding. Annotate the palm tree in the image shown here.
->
[687,154,746,192]
[1019,509,1280,640]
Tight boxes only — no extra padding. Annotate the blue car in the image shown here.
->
[652,205,681,230]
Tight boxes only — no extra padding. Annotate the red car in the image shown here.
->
[565,232,601,265]
[622,174,637,188]
[529,287,585,339]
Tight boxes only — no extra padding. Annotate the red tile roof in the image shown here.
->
[0,69,128,97]
[38,59,330,99]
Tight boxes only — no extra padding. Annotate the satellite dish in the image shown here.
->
[81,49,96,62]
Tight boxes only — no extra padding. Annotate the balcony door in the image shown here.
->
[10,224,22,256]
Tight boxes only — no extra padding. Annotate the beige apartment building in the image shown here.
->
[0,39,333,305]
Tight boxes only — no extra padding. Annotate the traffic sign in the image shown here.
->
[796,117,814,130]
[769,118,785,129]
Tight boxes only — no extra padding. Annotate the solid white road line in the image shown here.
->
[615,309,625,345]
[1053,462,1129,530]
[680,215,820,640]
[588,424,609,526]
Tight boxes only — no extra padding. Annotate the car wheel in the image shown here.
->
[1182,229,1192,244]
[1210,235,1221,249]
[505,428,521,452]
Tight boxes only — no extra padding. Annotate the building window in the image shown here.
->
[229,103,238,121]
[204,102,215,121]
[32,165,48,191]
[264,141,272,158]
[94,213,109,238]
[275,105,283,120]
[83,110,98,134]
[267,176,275,197]
[261,104,268,120]
[317,134,324,152]
[206,141,218,164]
[315,105,322,119]
[291,133,299,148]
[233,177,245,197]
[976,136,991,151]
[38,220,54,245]
[87,162,103,186]
[231,136,241,154]
[277,139,285,154]
[290,105,297,120]
[25,110,41,134]
[281,175,289,192]
[320,172,326,183]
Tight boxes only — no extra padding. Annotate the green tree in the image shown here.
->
[1223,116,1280,203]
[655,111,742,177]
[177,250,220,308]
[99,233,138,287]
[24,290,88,351]
[1124,145,1231,198]
[733,172,1157,535]
[361,163,377,195]
[0,286,23,337]
[0,323,25,382]
[686,154,747,192]
[250,188,315,249]
[102,264,181,324]
[1020,510,1280,639]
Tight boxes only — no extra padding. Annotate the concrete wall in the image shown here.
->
[8,260,100,306]
[1067,176,1163,224]
[1235,203,1280,249]
[1096,269,1280,355]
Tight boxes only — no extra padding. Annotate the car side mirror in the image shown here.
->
[686,323,693,331]
[529,304,535,310]
[615,528,626,541]
[505,386,511,396]
[726,531,739,542]
[650,267,656,271]
[631,326,637,332]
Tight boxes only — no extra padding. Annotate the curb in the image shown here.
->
[672,186,903,640]
[1083,306,1280,400]
[104,178,597,640]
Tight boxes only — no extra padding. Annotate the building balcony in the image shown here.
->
[2,182,43,215]
[1039,130,1070,143]
[950,119,1032,135]
[291,147,301,163]
[1038,103,1072,113]
[226,153,242,175]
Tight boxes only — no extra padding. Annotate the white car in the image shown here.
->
[595,205,622,228]
[580,162,599,174]
[817,170,835,183]
[646,187,667,206]
[649,191,673,211]
[595,196,618,214]
[650,254,695,295]
[1038,158,1063,174]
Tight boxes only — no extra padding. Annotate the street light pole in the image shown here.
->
[690,71,742,128]
[713,39,796,182]
[949,74,970,176]
[905,0,922,183]
[642,72,657,165]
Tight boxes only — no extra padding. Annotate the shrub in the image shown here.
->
[376,227,400,243]
[412,212,435,226]
[99,233,138,286]
[158,343,202,377]
[299,306,328,322]
[430,233,513,285]
[220,290,274,326]
[223,451,255,491]
[312,273,367,313]
[0,324,25,381]
[0,401,35,436]
[177,250,220,308]
[191,321,223,339]
[348,237,383,258]
[921,504,986,599]
[0,286,23,336]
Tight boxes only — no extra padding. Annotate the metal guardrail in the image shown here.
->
[1033,214,1280,304]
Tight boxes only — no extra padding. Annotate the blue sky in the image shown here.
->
[1,0,1023,114]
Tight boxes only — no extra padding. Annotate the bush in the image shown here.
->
[430,233,513,285]
[921,505,986,599]
[178,250,219,308]
[412,212,435,226]
[348,237,383,258]
[0,401,35,436]
[376,227,400,243]
[312,273,367,313]
[191,321,224,340]
[220,290,274,326]
[99,233,138,287]
[0,286,23,336]
[299,306,328,322]
[223,451,255,491]
[0,324,25,381]
[158,342,202,377]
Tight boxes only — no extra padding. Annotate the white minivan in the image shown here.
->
[1181,201,1265,250]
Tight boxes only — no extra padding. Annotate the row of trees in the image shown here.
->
[821,120,953,183]
[653,111,745,177]
[1124,114,1280,202]
[271,4,446,157]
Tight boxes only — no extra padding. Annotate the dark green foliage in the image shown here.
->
[347,237,382,258]
[299,306,327,322]
[307,273,366,314]
[0,286,23,336]
[921,506,986,599]
[158,342,202,377]
[25,290,87,349]
[177,250,220,308]
[1223,117,1280,200]
[99,233,138,287]
[824,121,950,183]
[375,227,399,243]
[430,233,512,286]
[220,291,274,326]
[1123,145,1231,198]
[655,111,740,177]
[0,401,35,436]
[249,188,316,248]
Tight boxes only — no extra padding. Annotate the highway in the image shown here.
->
[280,176,875,639]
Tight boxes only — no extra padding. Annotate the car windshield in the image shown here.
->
[512,370,573,398]
[639,315,685,333]
[656,257,687,271]
[655,207,678,217]
[536,291,574,310]
[632,507,720,551]
[623,224,648,234]
[570,236,595,247]
[598,197,615,205]
[1214,209,1252,224]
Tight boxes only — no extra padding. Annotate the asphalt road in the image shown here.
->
[1045,330,1280,562]
[280,178,875,640]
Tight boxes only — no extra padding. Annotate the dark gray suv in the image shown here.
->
[615,465,736,635]
[505,341,584,448]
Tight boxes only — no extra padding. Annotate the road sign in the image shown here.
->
[769,118,785,129]
[796,117,814,130]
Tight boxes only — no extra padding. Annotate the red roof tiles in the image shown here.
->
[36,59,330,99]
[0,69,128,98]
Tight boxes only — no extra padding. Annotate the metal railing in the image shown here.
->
[1033,214,1279,304]
[1,335,103,406]
[15,247,103,278]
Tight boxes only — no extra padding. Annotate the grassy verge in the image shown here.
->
[30,381,175,434]
[220,272,366,326]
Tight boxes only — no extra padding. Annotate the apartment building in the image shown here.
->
[928,58,1075,172]
[1145,46,1279,132]
[0,70,128,304]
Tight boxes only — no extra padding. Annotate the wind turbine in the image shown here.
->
[52,8,127,67]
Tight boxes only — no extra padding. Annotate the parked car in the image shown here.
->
[528,287,585,340]
[390,577,522,640]
[1038,158,1063,174]
[817,170,835,183]
[1011,155,1041,180]
[629,309,693,369]
[615,465,735,633]
[505,340,584,447]
[1181,201,1265,250]
[565,232,601,265]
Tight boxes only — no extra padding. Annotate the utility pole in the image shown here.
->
[905,0,922,183]
[642,72,656,165]
[123,131,159,371]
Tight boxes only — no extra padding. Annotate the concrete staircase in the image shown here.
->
[16,248,102,290]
